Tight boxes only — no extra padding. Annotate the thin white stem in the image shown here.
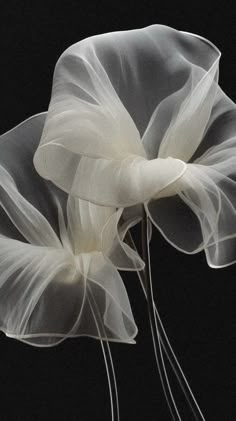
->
[126,227,205,420]
[139,268,205,420]
[87,286,120,421]
[141,208,181,420]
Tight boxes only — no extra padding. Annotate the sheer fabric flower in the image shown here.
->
[0,113,143,346]
[34,24,236,268]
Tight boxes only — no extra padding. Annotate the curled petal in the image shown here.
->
[147,163,236,267]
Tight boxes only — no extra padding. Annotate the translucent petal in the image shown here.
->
[0,164,61,248]
[147,163,236,267]
[0,115,140,345]
[0,237,137,346]
[32,25,236,270]
[34,25,219,205]
[0,236,77,346]
[0,113,67,241]
[157,57,219,161]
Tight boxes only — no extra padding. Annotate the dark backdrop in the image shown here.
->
[0,2,236,420]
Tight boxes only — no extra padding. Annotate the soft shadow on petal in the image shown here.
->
[146,195,203,254]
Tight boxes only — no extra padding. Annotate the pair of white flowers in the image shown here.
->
[0,24,236,347]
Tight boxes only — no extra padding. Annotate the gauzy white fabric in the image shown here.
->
[34,25,236,268]
[0,113,144,346]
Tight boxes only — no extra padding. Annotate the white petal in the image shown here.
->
[158,57,220,161]
[34,25,218,206]
[0,112,67,241]
[147,163,236,267]
[0,236,82,346]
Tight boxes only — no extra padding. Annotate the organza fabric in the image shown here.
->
[0,113,144,346]
[34,24,236,268]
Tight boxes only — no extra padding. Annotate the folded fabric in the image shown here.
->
[0,113,143,346]
[34,24,236,268]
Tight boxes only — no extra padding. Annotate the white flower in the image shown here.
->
[34,24,236,268]
[0,113,143,346]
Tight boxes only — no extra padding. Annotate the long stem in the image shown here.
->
[138,266,205,420]
[126,221,205,420]
[141,207,181,420]
[87,286,120,421]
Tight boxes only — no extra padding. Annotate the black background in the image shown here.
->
[0,1,236,420]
